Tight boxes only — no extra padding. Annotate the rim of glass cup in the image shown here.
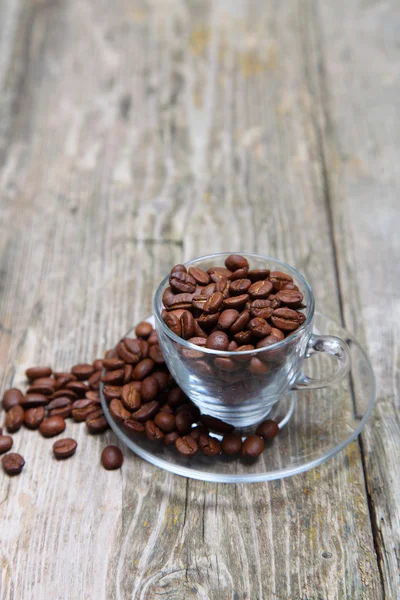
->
[153,252,315,357]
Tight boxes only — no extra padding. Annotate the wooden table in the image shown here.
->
[0,1,399,598]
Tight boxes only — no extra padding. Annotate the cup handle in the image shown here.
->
[292,334,351,390]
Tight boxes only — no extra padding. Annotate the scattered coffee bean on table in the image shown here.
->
[53,438,78,459]
[101,445,124,470]
[2,453,25,476]
[0,435,13,454]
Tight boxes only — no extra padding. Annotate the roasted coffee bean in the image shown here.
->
[170,264,187,274]
[200,415,234,434]
[248,269,270,282]
[31,377,55,387]
[52,388,78,400]
[124,419,145,434]
[103,385,122,401]
[247,317,272,338]
[178,401,200,421]
[197,312,220,328]
[175,435,198,457]
[203,292,224,314]
[47,397,71,411]
[86,412,109,434]
[163,311,182,336]
[135,321,153,339]
[230,310,251,334]
[207,267,232,282]
[71,364,95,380]
[49,405,72,419]
[93,359,104,371]
[206,331,229,351]
[148,344,165,364]
[2,388,23,411]
[40,416,66,437]
[269,271,293,291]
[164,431,180,446]
[242,434,264,458]
[180,311,195,340]
[256,420,280,440]
[230,267,249,281]
[72,401,98,422]
[217,309,240,330]
[55,373,77,390]
[131,401,160,422]
[66,381,89,397]
[248,280,273,299]
[53,438,77,459]
[276,289,304,308]
[101,445,123,470]
[215,276,229,296]
[24,406,45,429]
[249,299,273,320]
[222,294,249,310]
[103,358,125,371]
[0,435,13,454]
[225,254,249,271]
[133,358,155,381]
[2,453,25,476]
[268,294,281,309]
[214,357,240,372]
[6,405,25,432]
[201,283,216,297]
[26,366,52,380]
[165,292,194,311]
[221,433,243,456]
[189,267,210,285]
[167,387,186,409]
[175,411,193,434]
[192,295,208,311]
[199,434,221,456]
[152,371,169,392]
[233,330,253,345]
[154,411,176,433]
[117,339,141,364]
[88,370,102,390]
[271,308,305,331]
[104,350,114,358]
[26,382,54,396]
[233,345,256,362]
[141,375,159,402]
[101,369,125,385]
[189,426,208,442]
[193,321,208,338]
[145,420,164,441]
[256,334,282,349]
[86,391,100,403]
[229,278,251,296]
[249,357,270,375]
[122,364,133,385]
[121,383,141,411]
[148,330,159,346]
[109,399,131,422]
[170,271,196,294]
[228,340,238,351]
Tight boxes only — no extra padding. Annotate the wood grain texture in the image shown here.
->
[0,0,394,598]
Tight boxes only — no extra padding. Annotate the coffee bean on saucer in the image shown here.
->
[131,400,160,422]
[200,415,234,434]
[6,405,25,433]
[2,388,23,411]
[221,433,243,456]
[26,366,52,380]
[120,383,141,411]
[0,435,13,454]
[242,435,264,458]
[175,435,198,457]
[132,359,155,381]
[53,438,77,459]
[154,411,176,433]
[86,413,109,434]
[103,385,122,401]
[145,420,164,441]
[199,434,221,457]
[164,431,180,446]
[175,411,193,434]
[101,369,125,385]
[40,416,66,438]
[135,321,153,339]
[101,445,123,470]
[2,453,25,476]
[124,419,145,434]
[72,400,98,422]
[148,344,165,365]
[109,399,131,422]
[256,420,280,440]
[24,406,45,429]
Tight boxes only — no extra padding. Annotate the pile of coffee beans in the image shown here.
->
[1,310,281,478]
[162,255,306,351]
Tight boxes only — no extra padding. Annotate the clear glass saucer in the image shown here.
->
[100,312,376,483]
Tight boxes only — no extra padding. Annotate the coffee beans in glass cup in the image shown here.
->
[154,253,351,428]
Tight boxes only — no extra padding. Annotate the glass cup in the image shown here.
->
[153,253,351,428]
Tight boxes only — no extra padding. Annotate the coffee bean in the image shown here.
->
[154,411,176,433]
[268,294,281,309]
[47,397,72,411]
[165,292,194,311]
[101,369,125,385]
[247,317,272,338]
[135,321,153,339]
[180,311,195,340]
[66,381,89,397]
[242,434,264,458]
[31,376,55,387]
[140,375,158,402]
[170,271,196,294]
[0,436,13,454]
[269,271,293,291]
[26,366,52,380]
[103,358,125,371]
[163,311,182,336]
[148,344,165,365]
[248,280,273,299]
[133,358,155,381]
[103,385,122,401]
[86,391,100,403]
[189,267,210,285]
[207,267,232,282]
[230,268,249,281]
[248,269,270,282]
[197,312,220,328]
[88,370,102,389]
[256,329,285,348]
[55,373,77,390]
[71,364,95,380]
[101,446,123,470]
[249,299,273,320]
[228,340,238,351]
[221,433,242,455]
[49,405,72,419]
[131,400,160,422]
[206,331,229,351]
[193,321,208,338]
[203,292,224,314]
[86,413,109,434]
[229,279,251,296]
[167,387,186,409]
[2,388,23,411]
[6,405,25,433]
[2,453,25,476]
[249,357,270,375]
[53,438,77,459]
[175,411,193,434]
[233,345,256,362]
[72,400,98,422]
[256,420,280,440]
[271,308,305,331]
[109,399,131,422]
[276,289,304,309]
[233,330,253,345]
[217,309,240,330]
[26,382,54,396]
[117,339,141,364]
[121,383,141,411]
[199,434,221,456]
[24,406,45,429]
[225,254,249,271]
[170,264,187,274]
[230,310,251,334]
[200,415,234,434]
[164,431,180,446]
[124,419,145,434]
[152,371,169,392]
[39,416,66,438]
[214,357,240,372]
[52,388,78,400]
[122,364,132,385]
[175,435,198,457]
[93,359,104,371]
[222,294,249,310]
[145,420,164,441]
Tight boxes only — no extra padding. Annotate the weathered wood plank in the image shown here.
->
[0,0,389,598]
